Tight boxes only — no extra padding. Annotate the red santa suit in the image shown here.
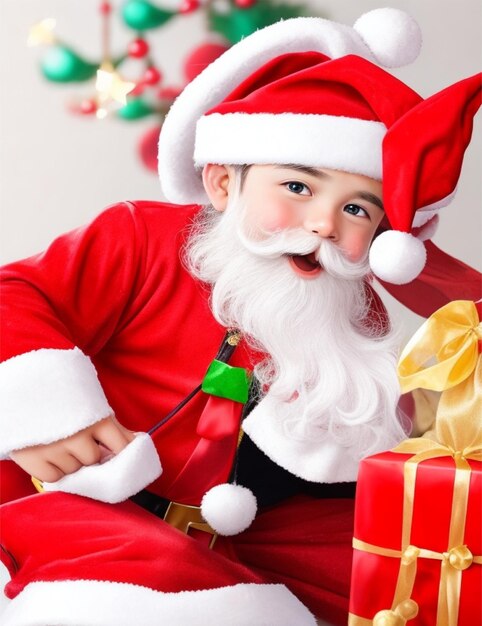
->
[0,200,359,626]
[2,10,479,625]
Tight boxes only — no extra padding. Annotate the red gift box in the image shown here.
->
[348,450,482,626]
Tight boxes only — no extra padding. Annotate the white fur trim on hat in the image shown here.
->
[411,188,457,227]
[354,8,422,68]
[1,580,317,626]
[41,433,162,503]
[413,214,440,241]
[195,113,386,180]
[201,483,258,536]
[369,230,427,284]
[0,348,112,458]
[411,208,439,228]
[159,11,421,205]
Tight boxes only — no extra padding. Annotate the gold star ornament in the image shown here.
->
[27,18,57,47]
[95,65,135,106]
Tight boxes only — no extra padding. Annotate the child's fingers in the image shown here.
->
[66,436,103,467]
[10,449,65,483]
[10,416,137,482]
[35,461,65,483]
[45,450,83,477]
[92,416,134,455]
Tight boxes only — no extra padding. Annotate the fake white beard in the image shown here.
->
[185,194,407,460]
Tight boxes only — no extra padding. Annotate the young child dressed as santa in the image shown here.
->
[0,8,480,626]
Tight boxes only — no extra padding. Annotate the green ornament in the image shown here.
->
[209,1,307,44]
[40,45,98,82]
[202,360,251,404]
[122,0,174,31]
[117,97,155,120]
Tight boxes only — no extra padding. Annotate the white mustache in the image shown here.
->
[318,241,370,280]
[238,227,319,257]
[237,226,370,280]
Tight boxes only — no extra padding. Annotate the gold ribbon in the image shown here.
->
[352,301,482,626]
[398,300,482,456]
[398,300,481,393]
[350,540,482,626]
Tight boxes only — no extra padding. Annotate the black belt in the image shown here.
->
[130,488,171,518]
[131,489,218,548]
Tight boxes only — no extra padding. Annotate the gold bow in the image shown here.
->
[398,299,482,455]
[350,301,482,626]
[394,301,481,625]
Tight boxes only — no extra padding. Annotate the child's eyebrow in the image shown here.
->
[274,164,331,179]
[357,191,384,211]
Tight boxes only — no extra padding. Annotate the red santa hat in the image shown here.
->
[371,74,481,283]
[158,9,480,285]
[159,8,421,203]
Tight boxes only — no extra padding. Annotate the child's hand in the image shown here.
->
[10,416,135,483]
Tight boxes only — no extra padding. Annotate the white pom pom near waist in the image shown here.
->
[201,483,257,536]
[369,230,426,284]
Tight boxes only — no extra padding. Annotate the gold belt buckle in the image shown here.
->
[164,501,218,549]
[31,476,45,492]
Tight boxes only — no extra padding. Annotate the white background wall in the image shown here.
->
[1,0,481,339]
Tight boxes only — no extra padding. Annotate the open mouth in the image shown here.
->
[287,252,322,278]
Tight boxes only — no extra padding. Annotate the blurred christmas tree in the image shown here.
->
[29,0,313,172]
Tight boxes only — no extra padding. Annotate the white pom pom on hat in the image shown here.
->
[201,483,257,536]
[369,231,427,285]
[354,8,422,68]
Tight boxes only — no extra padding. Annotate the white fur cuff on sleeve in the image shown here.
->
[42,433,163,503]
[0,348,112,458]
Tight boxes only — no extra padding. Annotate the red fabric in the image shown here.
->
[165,398,244,504]
[220,495,355,626]
[0,201,253,506]
[382,73,481,232]
[349,451,482,625]
[0,491,354,625]
[196,395,245,441]
[379,239,482,318]
[363,280,391,333]
[210,53,421,125]
[0,462,36,504]
[0,492,263,599]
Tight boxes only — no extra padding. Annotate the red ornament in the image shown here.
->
[128,38,150,59]
[179,0,200,14]
[99,2,112,15]
[143,66,162,86]
[130,82,146,96]
[80,99,98,115]
[183,42,230,82]
[234,0,257,7]
[138,125,162,173]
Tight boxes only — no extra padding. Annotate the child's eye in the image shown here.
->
[343,204,369,219]
[284,181,311,196]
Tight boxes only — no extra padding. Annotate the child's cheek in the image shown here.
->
[258,205,295,232]
[343,233,372,261]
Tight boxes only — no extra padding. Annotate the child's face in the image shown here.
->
[240,164,384,264]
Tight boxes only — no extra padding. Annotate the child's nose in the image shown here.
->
[303,205,338,240]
